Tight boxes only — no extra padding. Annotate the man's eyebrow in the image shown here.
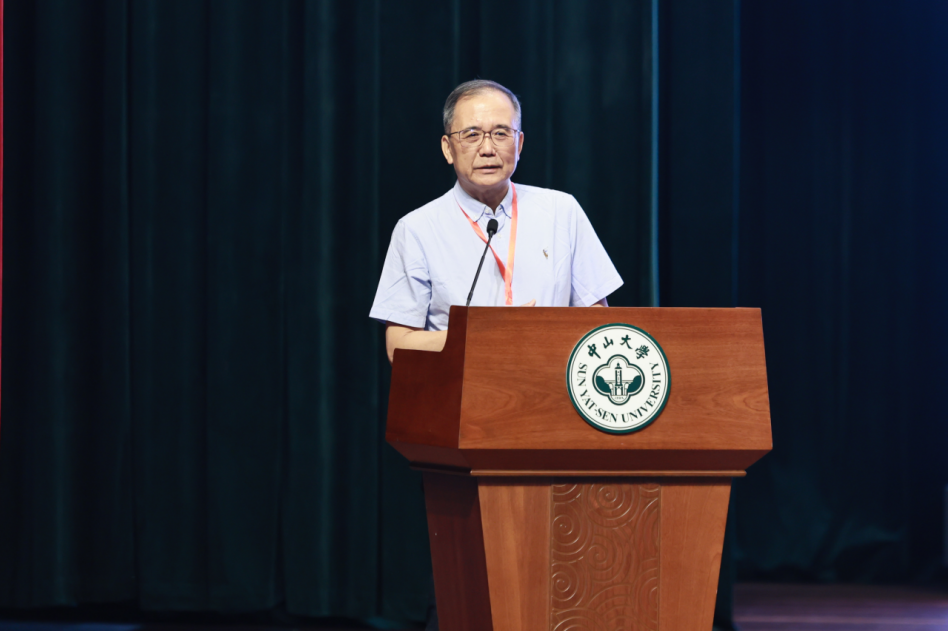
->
[462,124,514,130]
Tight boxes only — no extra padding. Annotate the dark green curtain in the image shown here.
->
[732,0,948,582]
[0,0,656,619]
[655,1,741,626]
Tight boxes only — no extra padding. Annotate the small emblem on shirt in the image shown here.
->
[565,323,671,434]
[543,248,549,259]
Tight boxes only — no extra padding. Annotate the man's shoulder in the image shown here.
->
[515,183,579,208]
[397,188,455,230]
[514,184,583,223]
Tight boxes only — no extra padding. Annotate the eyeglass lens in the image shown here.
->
[458,129,516,146]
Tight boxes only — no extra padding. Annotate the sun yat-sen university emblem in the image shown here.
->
[566,323,671,434]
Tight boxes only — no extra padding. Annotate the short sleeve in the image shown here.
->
[369,219,432,328]
[567,197,624,307]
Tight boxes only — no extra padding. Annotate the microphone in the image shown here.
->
[466,218,499,307]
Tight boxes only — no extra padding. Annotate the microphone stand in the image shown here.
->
[466,218,499,307]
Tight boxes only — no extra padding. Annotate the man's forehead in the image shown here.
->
[454,91,517,119]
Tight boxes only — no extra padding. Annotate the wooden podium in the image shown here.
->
[386,307,771,631]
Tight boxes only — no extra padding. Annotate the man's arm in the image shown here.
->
[385,299,603,364]
[385,323,448,364]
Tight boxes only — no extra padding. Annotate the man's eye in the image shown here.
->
[461,130,480,139]
[494,130,510,138]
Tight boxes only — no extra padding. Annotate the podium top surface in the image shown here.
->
[386,307,772,475]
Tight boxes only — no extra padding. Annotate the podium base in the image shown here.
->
[424,473,731,631]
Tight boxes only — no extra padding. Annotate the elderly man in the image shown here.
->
[370,80,623,630]
[370,79,622,361]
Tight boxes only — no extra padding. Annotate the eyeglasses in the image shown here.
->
[447,127,520,148]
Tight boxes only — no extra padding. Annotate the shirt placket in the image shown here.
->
[478,207,507,235]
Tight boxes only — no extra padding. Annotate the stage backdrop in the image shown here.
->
[0,0,657,620]
[730,0,948,583]
[3,0,947,624]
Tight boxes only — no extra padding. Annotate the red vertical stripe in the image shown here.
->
[1,0,5,438]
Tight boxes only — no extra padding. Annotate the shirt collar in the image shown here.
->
[453,181,514,222]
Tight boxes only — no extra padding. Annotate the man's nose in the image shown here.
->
[478,138,497,155]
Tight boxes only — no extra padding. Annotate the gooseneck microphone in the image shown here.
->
[466,218,499,307]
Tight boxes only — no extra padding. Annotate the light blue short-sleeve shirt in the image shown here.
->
[369,181,623,331]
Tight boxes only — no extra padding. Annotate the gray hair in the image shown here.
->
[443,80,522,134]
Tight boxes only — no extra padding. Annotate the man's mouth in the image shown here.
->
[476,165,501,170]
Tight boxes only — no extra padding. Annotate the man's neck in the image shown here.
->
[459,180,509,212]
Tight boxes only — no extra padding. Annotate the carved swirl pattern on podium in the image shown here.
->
[550,482,660,631]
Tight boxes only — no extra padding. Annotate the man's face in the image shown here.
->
[441,90,524,198]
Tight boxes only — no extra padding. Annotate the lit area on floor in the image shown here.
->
[733,584,948,631]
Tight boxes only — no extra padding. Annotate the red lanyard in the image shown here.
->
[456,183,518,305]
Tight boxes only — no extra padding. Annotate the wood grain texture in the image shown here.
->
[458,308,770,454]
[550,482,661,631]
[386,308,469,464]
[423,472,494,631]
[479,479,552,631]
[472,469,746,478]
[461,449,768,473]
[389,308,764,629]
[385,307,772,474]
[659,480,731,631]
[424,474,732,631]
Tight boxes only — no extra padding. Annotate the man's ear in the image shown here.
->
[441,136,455,165]
[517,131,525,157]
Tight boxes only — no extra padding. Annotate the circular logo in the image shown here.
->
[566,323,671,434]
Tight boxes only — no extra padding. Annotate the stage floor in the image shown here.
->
[0,584,946,631]
[734,583,948,631]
